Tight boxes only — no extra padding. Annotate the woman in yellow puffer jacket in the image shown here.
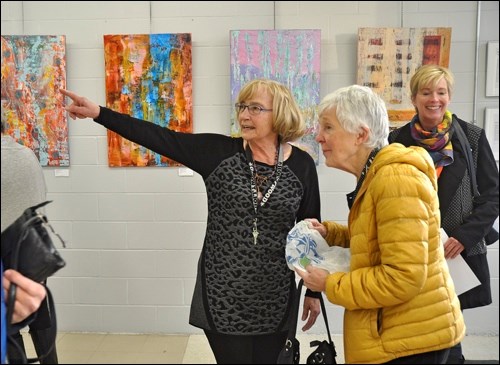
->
[297,85,464,364]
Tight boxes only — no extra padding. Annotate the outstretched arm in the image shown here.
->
[3,269,46,323]
[61,89,101,120]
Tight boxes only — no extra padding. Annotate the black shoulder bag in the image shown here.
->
[1,200,66,282]
[277,279,337,364]
[1,200,66,363]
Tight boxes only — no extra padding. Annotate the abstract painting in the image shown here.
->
[230,30,321,164]
[104,33,192,167]
[1,35,68,166]
[357,27,451,128]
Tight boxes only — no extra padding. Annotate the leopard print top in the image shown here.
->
[97,107,321,335]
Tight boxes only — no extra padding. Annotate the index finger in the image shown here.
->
[60,88,77,100]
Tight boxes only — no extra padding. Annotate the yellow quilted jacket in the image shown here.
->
[323,143,465,364]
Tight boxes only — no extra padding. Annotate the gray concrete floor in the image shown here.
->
[21,332,498,364]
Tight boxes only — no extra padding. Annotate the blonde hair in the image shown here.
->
[410,65,454,99]
[236,79,305,143]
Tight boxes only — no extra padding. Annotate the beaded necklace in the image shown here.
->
[245,141,284,244]
[253,146,279,200]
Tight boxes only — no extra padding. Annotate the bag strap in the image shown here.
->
[30,200,53,211]
[287,279,334,346]
[286,279,304,339]
[452,120,480,198]
[26,287,58,364]
[318,291,333,345]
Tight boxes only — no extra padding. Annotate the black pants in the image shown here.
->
[7,294,58,364]
[446,342,464,364]
[383,348,450,364]
[204,330,288,364]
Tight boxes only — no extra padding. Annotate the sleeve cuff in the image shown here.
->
[305,288,322,299]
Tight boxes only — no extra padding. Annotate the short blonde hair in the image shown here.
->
[236,79,305,143]
[410,65,454,99]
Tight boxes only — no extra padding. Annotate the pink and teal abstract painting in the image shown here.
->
[104,33,192,167]
[230,30,321,164]
[1,35,68,166]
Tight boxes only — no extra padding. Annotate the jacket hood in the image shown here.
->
[369,143,438,192]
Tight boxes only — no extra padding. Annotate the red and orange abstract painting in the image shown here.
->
[104,33,192,167]
[1,35,68,166]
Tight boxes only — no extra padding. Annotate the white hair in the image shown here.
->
[318,85,389,149]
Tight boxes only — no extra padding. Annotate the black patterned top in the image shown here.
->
[96,107,321,335]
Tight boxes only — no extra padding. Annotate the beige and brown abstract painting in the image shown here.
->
[357,27,451,128]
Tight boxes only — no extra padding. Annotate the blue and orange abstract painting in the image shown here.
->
[104,33,192,167]
[1,35,68,166]
[230,30,321,164]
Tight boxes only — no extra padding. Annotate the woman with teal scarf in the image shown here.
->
[389,65,499,364]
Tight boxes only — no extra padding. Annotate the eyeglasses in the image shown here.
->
[235,103,273,115]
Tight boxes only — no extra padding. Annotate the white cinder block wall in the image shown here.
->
[1,1,498,335]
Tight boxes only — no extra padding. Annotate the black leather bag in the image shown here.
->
[277,279,337,364]
[307,339,336,364]
[277,336,300,364]
[1,201,66,282]
[277,279,303,364]
[306,285,337,364]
